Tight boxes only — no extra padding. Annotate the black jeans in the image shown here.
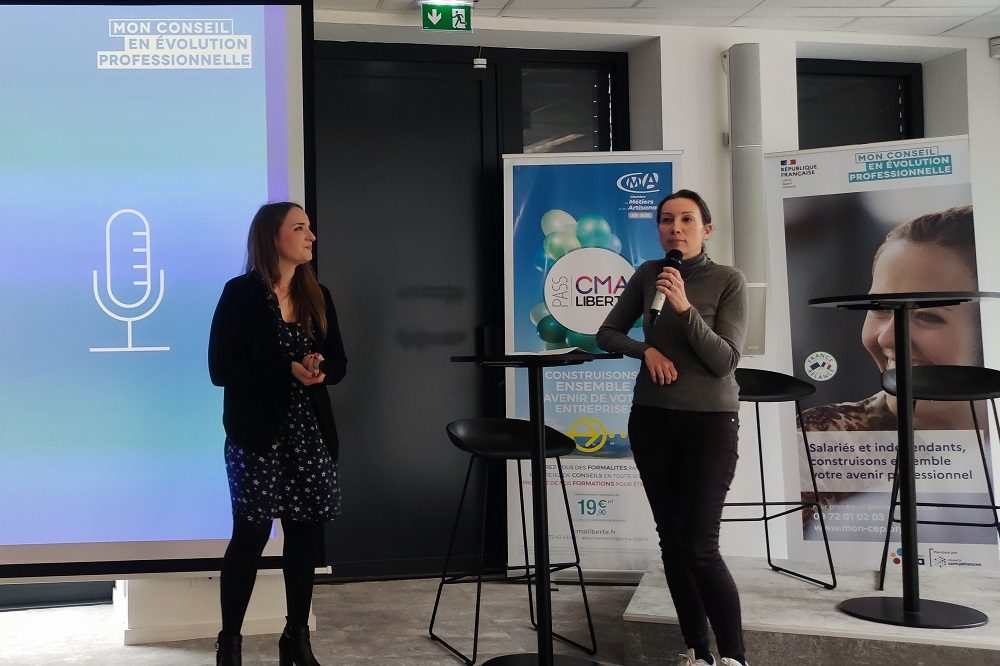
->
[629,404,744,658]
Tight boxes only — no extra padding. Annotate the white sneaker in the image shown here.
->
[719,658,747,666]
[678,648,715,665]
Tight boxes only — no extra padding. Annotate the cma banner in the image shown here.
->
[503,151,681,575]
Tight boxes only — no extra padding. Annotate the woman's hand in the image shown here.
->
[291,358,326,386]
[655,267,692,314]
[303,352,325,374]
[643,346,678,385]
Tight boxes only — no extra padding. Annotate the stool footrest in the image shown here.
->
[724,500,819,507]
[886,517,999,528]
[722,501,819,522]
[441,562,585,586]
[769,563,837,590]
[720,499,835,589]
[909,501,1000,510]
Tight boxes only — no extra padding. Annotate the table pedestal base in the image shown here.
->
[839,596,987,628]
[483,654,601,665]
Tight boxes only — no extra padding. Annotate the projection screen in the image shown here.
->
[0,1,313,576]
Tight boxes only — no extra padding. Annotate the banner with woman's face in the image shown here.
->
[766,137,998,571]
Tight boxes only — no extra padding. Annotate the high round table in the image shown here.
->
[809,291,999,628]
[452,351,621,665]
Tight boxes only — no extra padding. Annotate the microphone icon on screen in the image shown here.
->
[90,208,170,353]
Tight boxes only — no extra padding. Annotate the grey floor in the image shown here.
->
[0,577,635,665]
[625,556,1000,665]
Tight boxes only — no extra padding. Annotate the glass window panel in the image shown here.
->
[521,63,609,153]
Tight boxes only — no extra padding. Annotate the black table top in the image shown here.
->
[451,351,622,368]
[808,291,1000,310]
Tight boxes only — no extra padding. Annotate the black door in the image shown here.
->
[314,44,504,578]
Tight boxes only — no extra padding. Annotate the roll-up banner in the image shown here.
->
[503,152,681,576]
[765,136,999,570]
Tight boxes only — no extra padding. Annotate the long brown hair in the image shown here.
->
[244,202,327,339]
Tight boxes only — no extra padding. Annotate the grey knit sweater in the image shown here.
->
[596,252,748,412]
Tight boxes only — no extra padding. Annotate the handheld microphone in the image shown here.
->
[648,249,684,324]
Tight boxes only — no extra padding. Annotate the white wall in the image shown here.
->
[924,50,970,137]
[313,10,1000,561]
[964,43,1000,374]
[627,37,663,152]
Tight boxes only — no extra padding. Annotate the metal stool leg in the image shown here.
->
[518,459,537,627]
[523,457,598,655]
[547,456,598,655]
[760,401,837,588]
[469,460,491,663]
[756,402,774,567]
[430,456,475,637]
[877,446,903,591]
[970,400,1000,542]
[431,452,596,663]
[877,397,1000,592]
[427,455,487,665]
[796,400,837,589]
[721,398,836,588]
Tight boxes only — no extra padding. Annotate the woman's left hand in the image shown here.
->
[655,267,692,315]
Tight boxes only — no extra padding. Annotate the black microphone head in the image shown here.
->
[665,249,683,270]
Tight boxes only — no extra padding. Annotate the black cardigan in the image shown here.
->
[208,272,347,458]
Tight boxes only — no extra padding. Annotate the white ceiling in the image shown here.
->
[313,0,1000,38]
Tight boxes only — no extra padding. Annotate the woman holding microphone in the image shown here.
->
[597,189,749,666]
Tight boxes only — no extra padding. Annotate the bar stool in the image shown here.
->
[722,368,837,589]
[427,417,597,665]
[877,365,1000,590]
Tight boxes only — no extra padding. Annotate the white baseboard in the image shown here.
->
[114,574,314,645]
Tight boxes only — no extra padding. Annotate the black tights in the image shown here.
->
[220,519,325,635]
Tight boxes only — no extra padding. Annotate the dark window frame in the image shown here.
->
[314,41,629,155]
[796,58,923,148]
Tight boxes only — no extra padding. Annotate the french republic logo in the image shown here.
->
[779,158,816,177]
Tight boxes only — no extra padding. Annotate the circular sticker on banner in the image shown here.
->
[543,247,634,335]
[804,351,837,381]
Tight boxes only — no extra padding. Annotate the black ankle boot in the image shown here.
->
[278,621,322,666]
[215,631,242,666]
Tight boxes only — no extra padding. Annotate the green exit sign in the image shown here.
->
[421,2,472,32]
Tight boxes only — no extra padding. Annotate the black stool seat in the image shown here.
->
[736,368,816,402]
[876,364,1000,591]
[446,418,576,459]
[723,367,836,589]
[882,365,1000,402]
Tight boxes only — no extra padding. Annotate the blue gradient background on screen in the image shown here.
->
[0,6,289,544]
